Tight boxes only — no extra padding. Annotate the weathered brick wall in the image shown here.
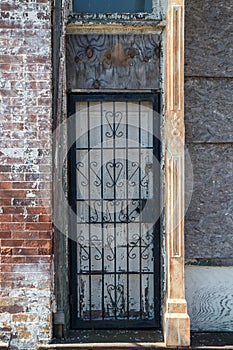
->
[0,1,52,348]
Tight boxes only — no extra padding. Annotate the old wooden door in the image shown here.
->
[67,35,161,329]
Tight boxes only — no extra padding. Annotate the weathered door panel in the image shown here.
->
[69,94,160,329]
[66,34,160,91]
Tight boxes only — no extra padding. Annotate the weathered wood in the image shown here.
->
[185,144,233,259]
[185,0,233,77]
[185,78,233,143]
[66,34,160,90]
[185,266,233,331]
[163,0,190,347]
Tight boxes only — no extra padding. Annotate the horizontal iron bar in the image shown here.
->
[77,271,154,275]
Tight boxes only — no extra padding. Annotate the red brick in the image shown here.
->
[38,231,52,239]
[27,56,49,64]
[39,215,51,222]
[13,214,38,223]
[0,231,11,239]
[0,305,24,314]
[11,231,39,240]
[0,174,24,181]
[0,264,12,272]
[25,222,52,231]
[0,214,12,222]
[0,256,25,264]
[2,122,24,131]
[0,182,12,189]
[25,256,51,263]
[0,3,19,11]
[0,247,12,255]
[12,248,38,255]
[0,55,24,64]
[1,206,24,214]
[0,165,11,172]
[0,223,24,231]
[1,240,25,247]
[0,199,11,206]
[25,240,51,249]
[12,182,38,189]
[12,199,51,206]
[27,206,51,215]
[0,157,24,165]
[38,247,51,255]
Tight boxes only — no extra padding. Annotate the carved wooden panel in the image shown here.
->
[66,34,160,90]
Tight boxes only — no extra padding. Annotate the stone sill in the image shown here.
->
[0,340,9,350]
[38,333,233,350]
[38,343,165,349]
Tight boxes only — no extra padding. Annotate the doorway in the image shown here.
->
[68,93,160,329]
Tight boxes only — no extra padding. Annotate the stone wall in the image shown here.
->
[184,0,233,331]
[0,0,52,348]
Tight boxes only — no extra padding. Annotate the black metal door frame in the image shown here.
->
[68,93,160,329]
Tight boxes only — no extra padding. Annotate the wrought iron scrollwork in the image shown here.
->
[128,161,140,187]
[106,283,125,317]
[128,230,154,260]
[102,201,113,223]
[77,234,89,261]
[105,111,124,138]
[78,233,103,262]
[87,199,144,224]
[90,235,102,260]
[106,234,115,261]
[106,161,124,188]
[90,161,102,187]
[76,162,88,187]
[141,231,154,260]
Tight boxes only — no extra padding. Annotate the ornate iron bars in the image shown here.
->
[69,94,160,328]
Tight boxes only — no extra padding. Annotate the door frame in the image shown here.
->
[53,0,190,346]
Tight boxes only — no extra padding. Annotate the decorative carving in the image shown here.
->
[66,34,160,90]
[171,112,181,137]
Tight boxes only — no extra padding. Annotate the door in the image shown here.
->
[68,93,160,329]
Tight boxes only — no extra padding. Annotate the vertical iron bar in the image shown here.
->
[126,100,129,320]
[139,101,142,319]
[87,101,92,321]
[113,101,117,319]
[100,101,105,320]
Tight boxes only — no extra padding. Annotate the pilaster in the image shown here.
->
[163,0,190,346]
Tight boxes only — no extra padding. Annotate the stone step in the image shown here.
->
[0,340,9,350]
[38,343,166,349]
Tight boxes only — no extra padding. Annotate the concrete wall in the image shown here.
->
[184,0,233,331]
[0,1,52,348]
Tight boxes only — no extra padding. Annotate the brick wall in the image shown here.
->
[0,1,52,348]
